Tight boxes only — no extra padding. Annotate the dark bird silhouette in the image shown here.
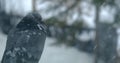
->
[1,12,47,63]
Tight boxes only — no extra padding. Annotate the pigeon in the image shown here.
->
[1,12,47,63]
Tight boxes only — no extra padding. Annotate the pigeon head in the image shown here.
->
[17,12,47,31]
[25,12,43,24]
[17,12,43,27]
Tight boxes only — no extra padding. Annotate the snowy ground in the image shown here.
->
[0,31,7,61]
[0,31,95,63]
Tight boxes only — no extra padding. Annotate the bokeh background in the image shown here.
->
[0,0,120,63]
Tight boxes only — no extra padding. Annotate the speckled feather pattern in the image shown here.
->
[1,12,47,63]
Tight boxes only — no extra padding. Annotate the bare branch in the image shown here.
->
[59,0,81,15]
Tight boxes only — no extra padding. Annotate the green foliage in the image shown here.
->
[45,17,59,25]
[45,17,66,27]
[93,0,106,5]
[45,17,83,28]
[56,29,76,46]
[72,21,83,29]
[45,17,83,46]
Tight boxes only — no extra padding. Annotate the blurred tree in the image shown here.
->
[93,0,118,63]
[1,0,120,63]
[32,0,37,12]
[114,0,120,63]
[41,0,84,46]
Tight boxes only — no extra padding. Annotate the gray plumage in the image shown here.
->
[1,12,47,63]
